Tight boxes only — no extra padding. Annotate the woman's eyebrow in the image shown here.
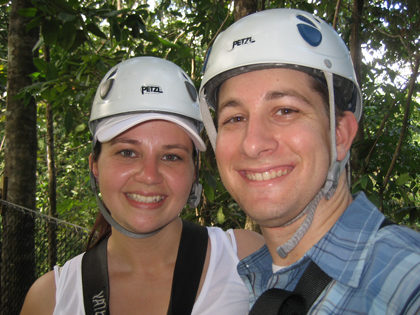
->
[110,138,141,146]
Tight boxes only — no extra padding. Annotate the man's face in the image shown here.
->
[216,68,331,228]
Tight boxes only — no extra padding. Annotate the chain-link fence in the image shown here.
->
[0,200,90,315]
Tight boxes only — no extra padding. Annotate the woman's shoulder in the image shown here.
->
[20,270,56,315]
[233,229,265,260]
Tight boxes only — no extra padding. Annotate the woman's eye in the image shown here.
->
[163,154,180,161]
[119,150,136,158]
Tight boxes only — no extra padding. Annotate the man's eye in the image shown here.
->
[276,108,296,116]
[223,116,246,124]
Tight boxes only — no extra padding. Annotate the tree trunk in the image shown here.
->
[234,0,258,21]
[1,0,39,312]
[349,0,365,179]
[44,45,57,271]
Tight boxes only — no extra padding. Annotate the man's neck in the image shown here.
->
[261,175,354,266]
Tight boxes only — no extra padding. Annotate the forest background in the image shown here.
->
[0,0,419,313]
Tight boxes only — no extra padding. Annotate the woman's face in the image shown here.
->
[92,120,195,234]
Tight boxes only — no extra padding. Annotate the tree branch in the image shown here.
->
[379,55,420,200]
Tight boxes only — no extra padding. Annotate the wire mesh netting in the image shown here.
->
[0,200,90,315]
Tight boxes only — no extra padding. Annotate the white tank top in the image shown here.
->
[53,227,249,315]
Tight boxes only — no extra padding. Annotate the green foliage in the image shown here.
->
[2,0,420,231]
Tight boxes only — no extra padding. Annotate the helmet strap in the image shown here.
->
[276,71,345,258]
[89,168,164,239]
[199,92,217,152]
[187,150,202,208]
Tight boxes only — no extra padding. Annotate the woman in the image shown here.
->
[20,57,264,315]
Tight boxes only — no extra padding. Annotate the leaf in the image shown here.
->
[59,22,77,50]
[26,16,42,33]
[110,19,121,42]
[214,191,231,203]
[46,63,58,81]
[396,173,410,186]
[398,187,410,206]
[75,123,86,133]
[64,111,74,134]
[58,13,76,23]
[157,37,180,49]
[86,22,107,39]
[217,207,226,224]
[360,175,369,190]
[42,19,60,46]
[203,182,214,202]
[33,58,48,72]
[203,170,217,190]
[18,8,38,17]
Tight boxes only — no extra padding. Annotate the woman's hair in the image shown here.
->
[86,142,112,251]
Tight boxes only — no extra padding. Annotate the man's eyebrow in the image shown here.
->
[218,99,241,114]
[264,90,312,105]
[219,89,313,113]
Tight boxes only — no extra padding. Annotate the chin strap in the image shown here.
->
[89,170,164,239]
[187,148,202,208]
[277,71,345,258]
[199,92,217,152]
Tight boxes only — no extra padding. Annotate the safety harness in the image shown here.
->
[249,218,395,315]
[81,219,208,315]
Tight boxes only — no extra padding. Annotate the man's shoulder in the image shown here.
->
[370,222,420,260]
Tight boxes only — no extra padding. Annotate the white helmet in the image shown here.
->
[90,56,205,151]
[89,57,205,239]
[198,9,363,258]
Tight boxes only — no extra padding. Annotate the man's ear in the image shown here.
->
[89,153,99,180]
[336,111,359,162]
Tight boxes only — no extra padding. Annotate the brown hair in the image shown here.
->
[85,142,112,251]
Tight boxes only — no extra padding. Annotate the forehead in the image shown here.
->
[220,68,311,95]
[218,68,324,111]
[113,120,192,145]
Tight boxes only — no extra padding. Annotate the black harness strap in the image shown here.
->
[82,237,110,315]
[168,219,208,315]
[82,219,208,315]
[249,217,396,315]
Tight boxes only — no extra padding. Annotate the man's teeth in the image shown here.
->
[246,169,290,181]
[127,193,165,203]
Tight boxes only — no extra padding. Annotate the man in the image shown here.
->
[199,8,420,314]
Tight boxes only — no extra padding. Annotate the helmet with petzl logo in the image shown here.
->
[89,57,206,239]
[199,9,363,258]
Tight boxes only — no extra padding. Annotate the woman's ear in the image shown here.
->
[336,111,359,162]
[89,153,99,180]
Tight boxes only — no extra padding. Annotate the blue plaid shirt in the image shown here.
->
[238,192,420,314]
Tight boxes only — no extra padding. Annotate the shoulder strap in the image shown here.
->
[379,218,396,229]
[249,260,331,315]
[82,237,110,315]
[168,219,209,315]
[82,221,208,315]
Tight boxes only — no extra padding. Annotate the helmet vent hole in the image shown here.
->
[100,79,114,100]
[185,81,197,102]
[106,68,118,80]
[297,24,322,47]
[296,14,316,27]
[181,72,189,81]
